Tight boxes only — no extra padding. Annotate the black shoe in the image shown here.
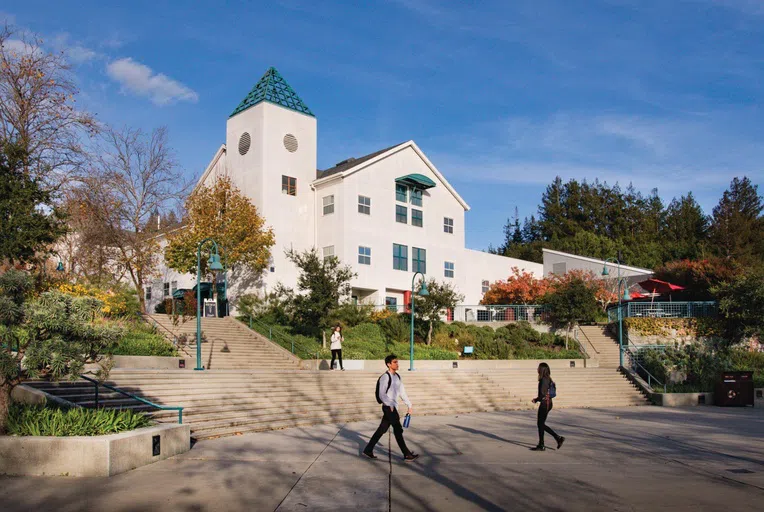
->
[362,451,377,459]
[557,437,565,450]
[530,445,545,451]
[404,453,419,462]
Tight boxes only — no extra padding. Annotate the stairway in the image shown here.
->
[26,369,530,440]
[147,314,301,370]
[578,325,622,368]
[480,368,650,409]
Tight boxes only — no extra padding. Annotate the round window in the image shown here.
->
[283,133,298,153]
[238,132,251,155]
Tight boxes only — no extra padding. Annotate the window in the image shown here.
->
[413,247,426,273]
[444,217,454,234]
[145,287,152,301]
[396,205,407,224]
[552,262,567,275]
[412,209,423,227]
[395,183,407,202]
[163,282,170,297]
[358,195,371,215]
[410,188,422,207]
[323,245,335,261]
[393,244,408,271]
[358,246,371,265]
[282,175,296,196]
[171,281,178,294]
[386,297,398,312]
[444,261,454,278]
[481,280,490,294]
[322,195,335,215]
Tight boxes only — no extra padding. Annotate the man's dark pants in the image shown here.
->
[365,406,411,455]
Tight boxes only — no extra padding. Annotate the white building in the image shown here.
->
[145,68,542,313]
[542,248,653,285]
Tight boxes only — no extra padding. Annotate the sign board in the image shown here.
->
[463,346,474,355]
[203,299,217,318]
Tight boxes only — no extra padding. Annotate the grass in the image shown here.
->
[111,320,179,357]
[7,402,153,437]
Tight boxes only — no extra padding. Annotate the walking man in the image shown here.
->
[363,354,419,461]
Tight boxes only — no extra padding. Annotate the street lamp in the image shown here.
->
[196,238,224,370]
[55,260,65,272]
[409,272,429,371]
[602,258,631,368]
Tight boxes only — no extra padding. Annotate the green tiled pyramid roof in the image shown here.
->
[230,67,314,118]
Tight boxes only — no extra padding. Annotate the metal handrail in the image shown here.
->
[575,327,599,355]
[79,374,183,424]
[140,313,180,347]
[246,317,320,361]
[622,337,666,393]
[572,328,590,359]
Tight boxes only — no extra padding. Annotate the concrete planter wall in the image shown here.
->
[110,355,189,370]
[303,358,589,371]
[0,423,190,477]
[652,392,714,407]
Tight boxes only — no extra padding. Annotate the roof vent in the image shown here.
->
[336,157,356,166]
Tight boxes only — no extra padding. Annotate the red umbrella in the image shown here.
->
[637,278,685,295]
[627,291,648,299]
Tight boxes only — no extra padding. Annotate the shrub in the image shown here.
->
[113,321,178,357]
[379,314,409,344]
[7,402,152,436]
[55,282,139,318]
[329,303,373,327]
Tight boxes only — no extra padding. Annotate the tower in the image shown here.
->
[225,67,318,290]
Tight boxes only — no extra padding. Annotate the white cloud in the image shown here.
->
[1,38,43,57]
[51,33,99,64]
[106,58,198,106]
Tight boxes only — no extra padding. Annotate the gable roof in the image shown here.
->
[316,142,406,179]
[313,141,470,211]
[230,67,314,118]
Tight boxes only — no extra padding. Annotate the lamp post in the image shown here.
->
[409,272,429,371]
[602,258,631,368]
[196,238,224,370]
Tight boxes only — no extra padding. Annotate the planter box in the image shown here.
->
[0,423,190,477]
[652,392,714,407]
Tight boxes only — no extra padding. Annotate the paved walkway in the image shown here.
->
[1,406,763,511]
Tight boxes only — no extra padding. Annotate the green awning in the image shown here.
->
[190,282,225,295]
[172,288,191,299]
[395,173,436,189]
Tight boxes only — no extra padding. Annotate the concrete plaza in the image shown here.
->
[1,406,762,511]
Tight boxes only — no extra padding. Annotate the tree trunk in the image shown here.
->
[426,321,433,345]
[0,382,12,435]
[565,326,570,350]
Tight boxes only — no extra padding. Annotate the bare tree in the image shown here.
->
[0,25,97,190]
[77,125,189,311]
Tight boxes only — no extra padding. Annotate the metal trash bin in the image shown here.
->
[714,371,754,407]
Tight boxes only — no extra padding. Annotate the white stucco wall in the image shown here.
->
[542,249,653,279]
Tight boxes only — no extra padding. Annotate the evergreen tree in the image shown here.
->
[662,193,709,261]
[0,141,66,264]
[710,177,763,264]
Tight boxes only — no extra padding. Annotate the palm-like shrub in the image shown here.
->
[0,269,120,434]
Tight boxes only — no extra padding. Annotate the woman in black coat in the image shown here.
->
[531,362,565,451]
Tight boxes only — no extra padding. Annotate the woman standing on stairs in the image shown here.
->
[330,325,344,370]
[531,362,565,451]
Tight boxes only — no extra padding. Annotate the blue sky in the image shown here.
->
[4,0,763,250]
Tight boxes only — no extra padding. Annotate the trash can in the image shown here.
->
[714,371,754,407]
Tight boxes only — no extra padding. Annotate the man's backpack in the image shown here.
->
[375,372,400,404]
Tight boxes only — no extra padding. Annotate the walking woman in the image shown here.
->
[531,362,565,451]
[330,325,344,370]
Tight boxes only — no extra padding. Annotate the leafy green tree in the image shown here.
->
[543,277,598,348]
[413,279,464,345]
[0,141,66,264]
[0,269,120,433]
[711,269,764,351]
[710,177,763,265]
[277,248,356,333]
